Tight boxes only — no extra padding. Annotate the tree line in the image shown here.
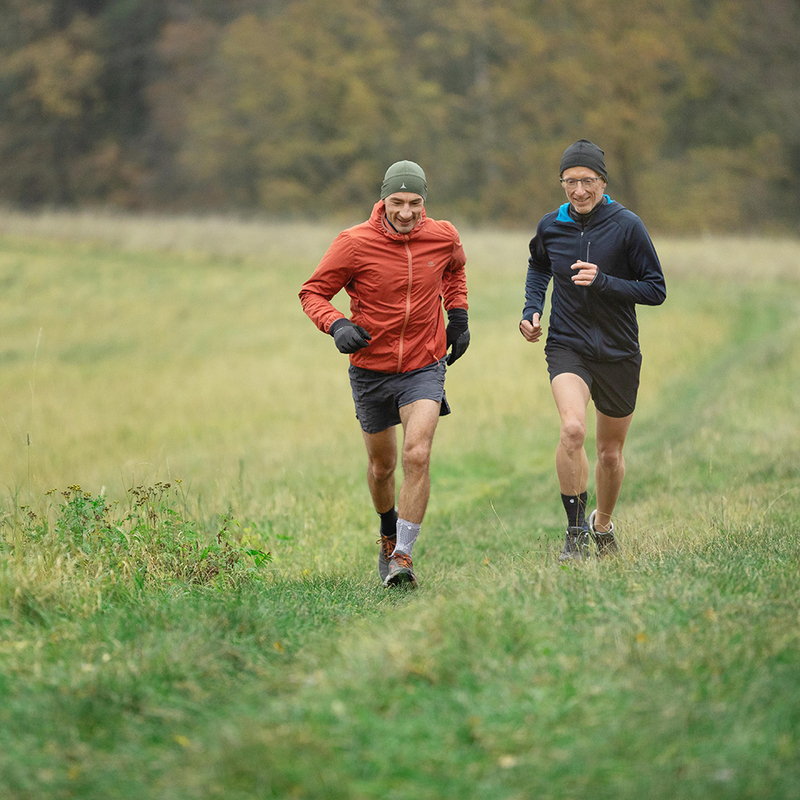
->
[1,0,798,232]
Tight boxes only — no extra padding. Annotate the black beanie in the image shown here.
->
[559,139,607,181]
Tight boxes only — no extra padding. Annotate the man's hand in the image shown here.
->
[329,318,372,353]
[571,260,598,286]
[445,308,470,365]
[519,313,542,343]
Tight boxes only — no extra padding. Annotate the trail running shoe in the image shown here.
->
[588,510,619,558]
[378,534,396,582]
[384,550,417,588]
[558,526,591,562]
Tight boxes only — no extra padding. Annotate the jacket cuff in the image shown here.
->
[589,272,607,291]
[328,317,348,335]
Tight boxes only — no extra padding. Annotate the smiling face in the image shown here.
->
[561,167,607,215]
[383,192,424,233]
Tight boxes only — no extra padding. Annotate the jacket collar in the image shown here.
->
[556,195,615,224]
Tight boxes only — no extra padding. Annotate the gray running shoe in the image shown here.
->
[384,551,417,588]
[588,510,619,558]
[559,526,591,561]
[378,534,396,581]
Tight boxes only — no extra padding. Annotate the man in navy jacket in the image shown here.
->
[520,139,666,560]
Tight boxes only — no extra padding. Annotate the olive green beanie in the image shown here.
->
[380,160,427,201]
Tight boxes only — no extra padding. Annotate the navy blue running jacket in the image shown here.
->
[522,197,666,361]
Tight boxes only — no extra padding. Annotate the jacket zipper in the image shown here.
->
[586,237,602,358]
[397,240,413,372]
[580,229,601,358]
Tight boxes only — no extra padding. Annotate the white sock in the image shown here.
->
[393,518,421,556]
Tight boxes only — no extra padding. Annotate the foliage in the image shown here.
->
[0,0,798,230]
[1,481,272,622]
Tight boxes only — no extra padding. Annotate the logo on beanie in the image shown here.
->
[380,160,428,201]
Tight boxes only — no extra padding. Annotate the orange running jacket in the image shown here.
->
[299,201,468,374]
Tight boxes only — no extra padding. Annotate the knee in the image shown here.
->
[597,443,624,471]
[402,442,431,475]
[559,418,586,452]
[369,456,395,483]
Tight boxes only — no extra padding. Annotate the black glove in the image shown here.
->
[330,318,372,354]
[445,307,470,365]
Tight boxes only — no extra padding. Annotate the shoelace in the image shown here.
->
[391,551,413,569]
[378,536,396,561]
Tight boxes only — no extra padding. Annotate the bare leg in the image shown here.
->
[361,426,397,515]
[396,399,441,523]
[594,410,633,532]
[550,373,591,496]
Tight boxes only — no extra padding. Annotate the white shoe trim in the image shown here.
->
[588,509,613,535]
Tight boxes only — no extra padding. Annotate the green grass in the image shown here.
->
[0,212,799,798]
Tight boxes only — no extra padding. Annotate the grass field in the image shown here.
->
[0,210,799,799]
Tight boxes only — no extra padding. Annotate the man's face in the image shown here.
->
[561,167,606,215]
[384,192,424,233]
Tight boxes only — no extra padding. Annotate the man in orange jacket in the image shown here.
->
[299,160,469,588]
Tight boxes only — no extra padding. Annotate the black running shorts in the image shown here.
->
[544,343,642,418]
[348,358,450,434]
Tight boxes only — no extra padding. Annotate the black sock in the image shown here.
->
[561,492,587,529]
[379,508,397,539]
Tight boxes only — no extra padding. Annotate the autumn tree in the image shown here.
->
[0,0,797,230]
[0,0,165,206]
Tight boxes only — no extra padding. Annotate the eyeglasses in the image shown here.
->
[560,177,603,189]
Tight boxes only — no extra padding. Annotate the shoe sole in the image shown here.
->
[384,569,417,588]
